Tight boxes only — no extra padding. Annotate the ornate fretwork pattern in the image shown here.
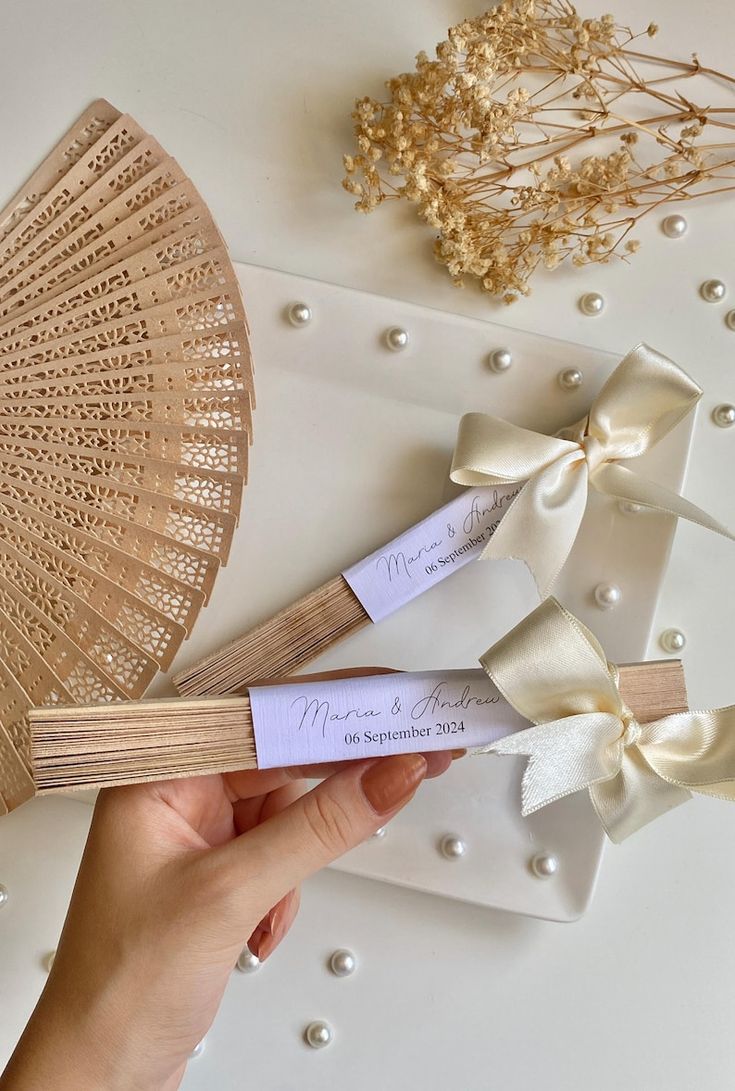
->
[0,101,252,812]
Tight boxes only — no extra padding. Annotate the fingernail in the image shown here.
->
[248,910,272,957]
[451,749,467,759]
[268,903,284,939]
[423,751,453,778]
[257,912,281,955]
[361,754,427,815]
[249,923,268,956]
[258,889,300,962]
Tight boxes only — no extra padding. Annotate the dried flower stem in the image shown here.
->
[343,0,735,300]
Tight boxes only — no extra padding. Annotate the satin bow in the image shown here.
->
[451,343,733,594]
[478,598,735,842]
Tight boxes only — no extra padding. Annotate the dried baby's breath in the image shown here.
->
[343,0,735,300]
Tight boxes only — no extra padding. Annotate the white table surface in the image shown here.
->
[1,2,735,1088]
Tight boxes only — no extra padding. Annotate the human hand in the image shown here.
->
[1,749,453,1091]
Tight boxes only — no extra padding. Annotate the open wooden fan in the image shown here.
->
[0,100,253,813]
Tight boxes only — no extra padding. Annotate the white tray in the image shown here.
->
[152,264,694,921]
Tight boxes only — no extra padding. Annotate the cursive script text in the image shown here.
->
[462,487,520,535]
[290,695,382,737]
[374,537,443,582]
[410,682,500,721]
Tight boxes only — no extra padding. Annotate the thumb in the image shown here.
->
[217,754,427,919]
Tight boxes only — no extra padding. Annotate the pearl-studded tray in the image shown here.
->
[154,264,694,921]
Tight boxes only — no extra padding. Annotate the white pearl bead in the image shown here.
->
[594,582,622,610]
[558,367,583,390]
[305,1021,333,1049]
[287,301,312,327]
[329,949,357,977]
[0,884,7,908]
[725,310,735,330]
[189,1039,206,1059]
[384,326,410,352]
[578,291,605,316]
[531,852,559,878]
[371,826,387,839]
[700,279,727,303]
[488,347,513,373]
[712,403,735,428]
[659,628,686,654]
[44,950,56,973]
[236,947,261,973]
[440,834,467,860]
[661,214,688,238]
[618,500,644,515]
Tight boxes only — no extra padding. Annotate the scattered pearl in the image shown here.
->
[594,582,622,610]
[530,852,559,879]
[659,628,686,654]
[190,1039,206,1059]
[661,214,688,239]
[329,949,357,978]
[287,301,312,327]
[0,884,7,908]
[488,347,513,373]
[618,500,644,515]
[712,403,735,428]
[305,1021,333,1050]
[700,279,727,303]
[725,310,735,331]
[371,826,387,839]
[440,834,467,860]
[44,950,56,973]
[236,947,261,973]
[578,291,605,317]
[384,326,410,352]
[558,367,583,391]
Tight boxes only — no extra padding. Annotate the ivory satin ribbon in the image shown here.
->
[451,343,733,594]
[478,598,735,842]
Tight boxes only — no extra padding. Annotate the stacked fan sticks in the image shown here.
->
[0,100,252,813]
[32,660,688,792]
[174,576,370,696]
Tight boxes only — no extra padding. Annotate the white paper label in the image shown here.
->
[342,485,521,623]
[249,669,528,768]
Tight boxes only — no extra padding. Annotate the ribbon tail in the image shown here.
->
[484,712,623,815]
[590,751,691,843]
[592,462,735,541]
[479,455,590,595]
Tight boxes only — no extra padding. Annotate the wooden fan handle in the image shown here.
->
[173,575,371,696]
[32,660,687,794]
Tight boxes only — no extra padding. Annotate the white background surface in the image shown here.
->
[1,1,735,1089]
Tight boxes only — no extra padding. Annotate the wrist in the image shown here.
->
[2,969,178,1091]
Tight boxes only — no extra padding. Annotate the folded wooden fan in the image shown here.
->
[0,100,253,814]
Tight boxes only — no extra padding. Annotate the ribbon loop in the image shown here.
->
[584,344,701,460]
[451,343,732,594]
[479,598,735,842]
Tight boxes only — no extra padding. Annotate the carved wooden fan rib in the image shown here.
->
[0,100,253,814]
